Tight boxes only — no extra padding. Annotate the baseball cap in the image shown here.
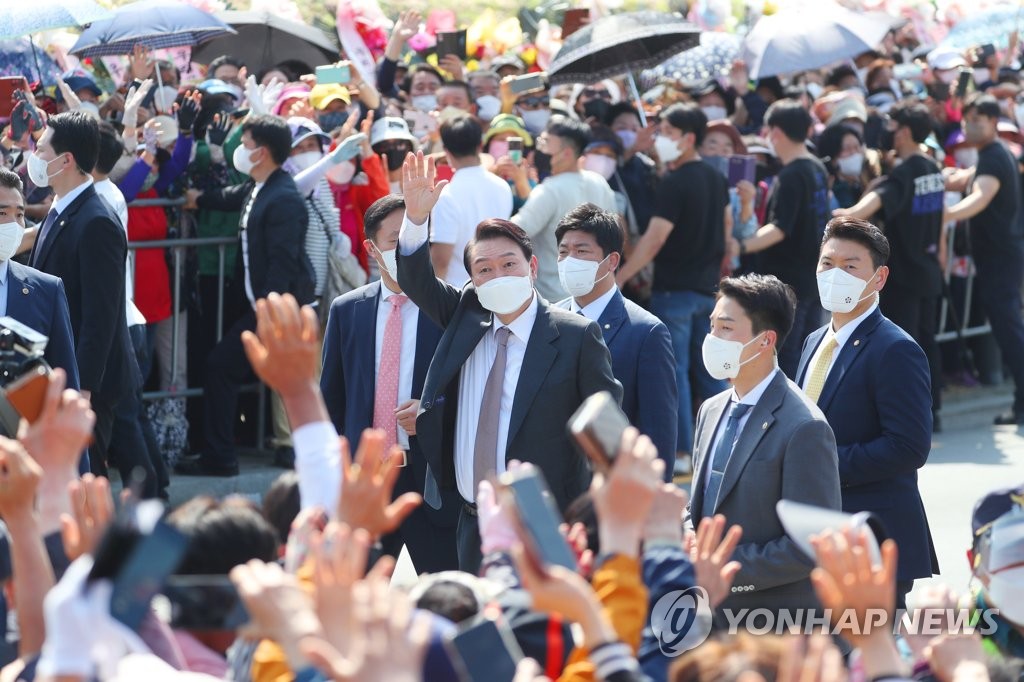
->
[484,114,533,146]
[370,117,418,147]
[310,83,351,110]
[491,54,526,73]
[272,84,311,116]
[56,69,102,102]
[197,78,240,100]
[928,46,968,72]
[287,116,331,148]
[972,485,1024,538]
[827,97,868,126]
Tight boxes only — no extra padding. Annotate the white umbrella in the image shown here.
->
[742,2,895,79]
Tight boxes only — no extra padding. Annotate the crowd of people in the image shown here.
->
[0,1,1022,680]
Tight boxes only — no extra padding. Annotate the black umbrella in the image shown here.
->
[547,11,700,86]
[191,10,338,73]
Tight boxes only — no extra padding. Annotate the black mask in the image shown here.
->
[382,147,410,172]
[533,149,552,179]
[879,128,895,152]
[583,98,611,122]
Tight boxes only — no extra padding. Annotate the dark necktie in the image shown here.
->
[473,326,511,498]
[32,208,58,266]
[702,402,752,518]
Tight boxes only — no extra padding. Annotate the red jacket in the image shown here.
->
[127,188,172,324]
[328,153,390,273]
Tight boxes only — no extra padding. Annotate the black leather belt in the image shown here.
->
[462,501,478,516]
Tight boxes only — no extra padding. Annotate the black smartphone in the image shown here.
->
[161,575,249,631]
[561,8,590,39]
[510,72,546,95]
[446,616,523,682]
[508,136,523,165]
[501,468,577,570]
[956,67,972,99]
[568,390,630,471]
[974,43,996,67]
[436,30,467,61]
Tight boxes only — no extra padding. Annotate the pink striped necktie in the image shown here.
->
[373,294,408,447]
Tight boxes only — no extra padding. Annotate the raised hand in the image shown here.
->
[122,79,154,130]
[336,429,421,538]
[402,151,449,224]
[241,292,321,400]
[691,514,742,609]
[175,89,201,132]
[59,474,114,562]
[358,109,375,158]
[18,369,94,475]
[777,634,848,682]
[206,113,232,147]
[330,132,367,164]
[386,10,422,60]
[55,79,83,111]
[0,437,43,523]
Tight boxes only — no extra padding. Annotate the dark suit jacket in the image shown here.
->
[197,168,315,305]
[29,184,134,402]
[397,240,623,512]
[797,307,938,581]
[689,371,841,612]
[6,262,79,390]
[557,290,677,476]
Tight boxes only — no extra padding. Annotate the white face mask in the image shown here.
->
[519,109,551,135]
[233,145,258,175]
[558,255,610,297]
[701,105,728,121]
[582,154,617,180]
[702,332,765,381]
[78,101,100,119]
[974,68,991,85]
[375,245,398,281]
[836,152,864,177]
[476,95,501,122]
[476,275,533,315]
[27,152,64,188]
[986,567,1024,626]
[287,150,323,174]
[0,222,25,261]
[412,94,438,112]
[616,129,637,150]
[954,147,979,168]
[153,86,180,114]
[936,69,958,85]
[816,267,878,313]
[654,135,682,163]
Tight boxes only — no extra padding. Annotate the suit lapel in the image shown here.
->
[34,186,94,268]
[796,326,828,386]
[690,392,730,519]
[506,302,559,449]
[353,283,379,411]
[597,290,628,347]
[437,297,490,391]
[5,264,29,320]
[817,308,884,413]
[713,372,787,513]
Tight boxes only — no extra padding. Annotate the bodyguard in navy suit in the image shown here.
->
[553,204,677,476]
[796,217,937,606]
[321,195,458,573]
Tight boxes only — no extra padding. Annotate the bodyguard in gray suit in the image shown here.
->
[689,274,841,616]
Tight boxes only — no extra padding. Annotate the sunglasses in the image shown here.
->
[581,89,612,100]
[517,96,550,109]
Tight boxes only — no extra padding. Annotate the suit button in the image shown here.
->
[422,401,431,410]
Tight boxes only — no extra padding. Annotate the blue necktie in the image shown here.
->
[33,208,58,266]
[702,402,752,518]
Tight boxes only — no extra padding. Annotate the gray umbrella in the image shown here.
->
[190,10,338,73]
[547,11,700,86]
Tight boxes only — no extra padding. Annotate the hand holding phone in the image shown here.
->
[568,390,630,471]
[500,467,577,570]
[510,72,546,95]
[446,616,523,682]
[436,30,468,61]
[315,62,351,86]
[508,136,524,165]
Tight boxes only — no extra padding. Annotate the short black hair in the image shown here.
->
[208,55,244,77]
[241,114,293,166]
[402,64,445,93]
[0,167,23,195]
[464,218,533,275]
[438,80,473,102]
[822,216,891,269]
[364,194,406,242]
[96,121,124,176]
[546,116,590,157]
[603,102,641,128]
[168,496,279,575]
[889,99,933,144]
[555,203,623,258]
[825,64,858,88]
[415,581,479,624]
[765,99,813,143]
[661,102,709,146]
[262,471,300,546]
[815,124,862,169]
[962,93,1002,120]
[440,114,483,158]
[48,111,100,174]
[717,274,797,348]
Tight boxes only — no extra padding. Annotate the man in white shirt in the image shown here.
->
[689,273,840,615]
[430,114,513,286]
[511,117,617,301]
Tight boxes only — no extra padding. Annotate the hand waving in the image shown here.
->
[175,89,201,132]
[206,113,232,147]
[122,79,154,130]
[402,151,449,224]
[241,292,321,400]
[336,429,421,538]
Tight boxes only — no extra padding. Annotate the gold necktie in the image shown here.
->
[805,335,838,403]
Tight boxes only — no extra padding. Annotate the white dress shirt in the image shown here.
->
[568,284,617,322]
[399,213,539,502]
[0,260,10,318]
[240,182,263,308]
[704,367,780,493]
[375,282,420,449]
[801,300,878,391]
[51,177,94,217]
[293,421,342,514]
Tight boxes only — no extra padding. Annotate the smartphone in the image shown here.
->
[728,155,757,187]
[510,72,546,95]
[956,67,972,99]
[161,575,249,631]
[974,43,996,67]
[501,467,577,570]
[316,63,351,86]
[436,30,468,61]
[446,616,523,682]
[508,136,523,165]
[4,365,50,423]
[568,390,629,470]
[561,8,590,39]
[0,77,29,118]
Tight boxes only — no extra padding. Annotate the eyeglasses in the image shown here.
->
[517,96,549,110]
[581,89,612,100]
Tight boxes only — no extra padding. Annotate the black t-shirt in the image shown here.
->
[875,154,944,296]
[760,156,831,298]
[651,158,729,295]
[971,141,1023,268]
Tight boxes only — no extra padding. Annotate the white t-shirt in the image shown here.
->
[430,164,513,287]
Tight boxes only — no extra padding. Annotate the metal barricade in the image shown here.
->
[936,224,992,344]
[125,196,267,451]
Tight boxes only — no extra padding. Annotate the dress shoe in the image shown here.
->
[993,410,1024,426]
[174,457,239,477]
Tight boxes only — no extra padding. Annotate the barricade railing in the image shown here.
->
[936,224,992,344]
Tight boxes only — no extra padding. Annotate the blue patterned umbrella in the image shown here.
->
[941,5,1024,52]
[69,0,235,58]
[0,38,62,83]
[643,32,740,85]
[0,0,112,41]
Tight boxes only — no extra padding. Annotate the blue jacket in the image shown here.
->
[6,261,79,391]
[797,307,938,581]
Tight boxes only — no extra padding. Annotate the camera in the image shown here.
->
[0,317,48,386]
